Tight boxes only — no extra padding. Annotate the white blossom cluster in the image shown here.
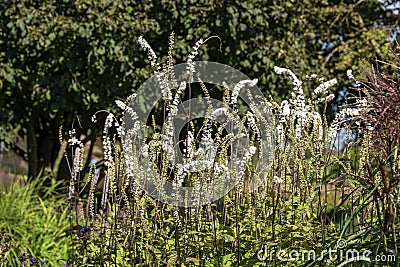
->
[199,121,216,160]
[67,133,84,201]
[246,111,261,143]
[186,39,204,75]
[231,79,258,105]
[272,67,340,150]
[346,69,360,86]
[138,36,159,69]
[327,72,369,141]
[115,99,140,138]
[170,81,186,116]
[346,69,354,80]
[138,36,172,101]
[273,66,302,87]
[313,78,337,95]
[102,113,115,167]
[236,145,257,187]
[88,36,271,205]
[327,101,369,141]
[273,67,314,142]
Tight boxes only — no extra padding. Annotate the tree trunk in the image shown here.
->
[27,122,38,180]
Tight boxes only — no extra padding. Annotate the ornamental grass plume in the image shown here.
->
[345,46,400,239]
[358,53,400,161]
[345,46,400,179]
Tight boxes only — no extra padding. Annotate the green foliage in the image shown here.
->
[0,0,158,177]
[0,175,71,266]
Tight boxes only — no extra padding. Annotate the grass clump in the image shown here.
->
[0,175,71,266]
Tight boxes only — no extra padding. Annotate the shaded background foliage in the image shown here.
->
[0,0,399,179]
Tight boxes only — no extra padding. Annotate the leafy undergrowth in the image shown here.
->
[0,175,71,266]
